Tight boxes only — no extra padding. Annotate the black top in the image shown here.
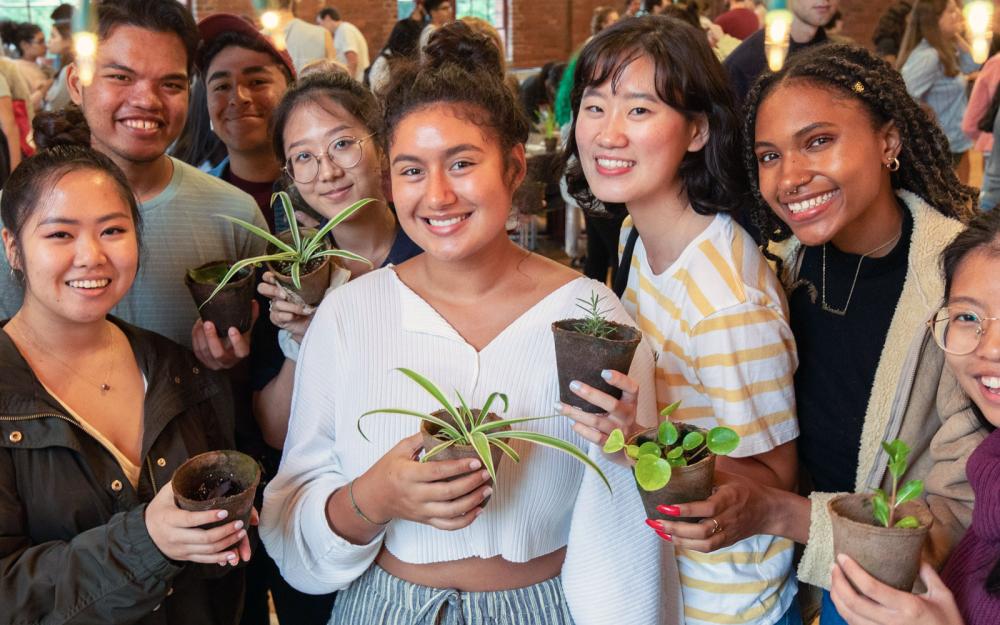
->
[724,27,829,102]
[790,208,913,493]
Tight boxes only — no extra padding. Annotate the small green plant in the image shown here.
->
[872,439,924,529]
[200,191,374,306]
[572,292,617,339]
[538,105,558,138]
[359,368,610,490]
[602,401,740,491]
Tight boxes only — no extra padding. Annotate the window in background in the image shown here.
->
[396,0,510,60]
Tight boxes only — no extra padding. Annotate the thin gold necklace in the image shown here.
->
[820,229,903,316]
[9,319,118,394]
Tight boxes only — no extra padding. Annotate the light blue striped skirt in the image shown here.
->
[329,565,576,625]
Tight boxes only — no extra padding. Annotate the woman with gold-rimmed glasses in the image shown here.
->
[929,307,1000,357]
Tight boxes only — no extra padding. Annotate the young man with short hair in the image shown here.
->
[268,0,336,75]
[316,7,370,83]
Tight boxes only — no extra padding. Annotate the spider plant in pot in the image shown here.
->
[603,401,740,523]
[359,368,611,507]
[199,191,374,309]
[829,439,932,591]
[552,292,642,413]
[538,105,559,153]
[185,261,255,336]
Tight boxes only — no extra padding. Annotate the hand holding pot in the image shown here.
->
[259,271,315,344]
[191,300,258,370]
[359,433,494,531]
[830,555,964,625]
[558,369,640,446]
[145,482,251,566]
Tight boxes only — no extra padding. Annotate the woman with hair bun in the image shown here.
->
[260,21,671,625]
[0,115,251,624]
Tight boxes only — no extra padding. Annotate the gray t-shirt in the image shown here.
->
[0,157,268,347]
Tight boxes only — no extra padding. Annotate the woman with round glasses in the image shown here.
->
[830,208,1000,625]
[254,71,421,452]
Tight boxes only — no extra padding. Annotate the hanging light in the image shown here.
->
[72,0,98,86]
[764,0,793,71]
[964,0,994,63]
[257,0,286,51]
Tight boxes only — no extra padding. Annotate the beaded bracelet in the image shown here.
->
[348,478,388,526]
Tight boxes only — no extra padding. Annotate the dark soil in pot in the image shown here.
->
[185,261,255,336]
[552,320,641,413]
[173,450,261,530]
[628,424,716,523]
[544,136,558,153]
[829,493,933,591]
[264,229,332,307]
[420,409,510,508]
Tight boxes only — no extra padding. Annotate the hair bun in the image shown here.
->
[32,107,92,151]
[422,21,504,79]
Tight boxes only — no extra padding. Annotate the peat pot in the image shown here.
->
[420,409,510,508]
[627,425,715,524]
[265,229,332,307]
[172,450,261,530]
[552,320,641,413]
[185,261,255,336]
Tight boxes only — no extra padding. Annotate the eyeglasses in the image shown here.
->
[928,306,1000,355]
[284,133,375,184]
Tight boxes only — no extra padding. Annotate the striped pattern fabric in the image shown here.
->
[330,566,575,625]
[620,214,799,625]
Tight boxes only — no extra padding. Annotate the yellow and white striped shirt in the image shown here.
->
[621,213,799,625]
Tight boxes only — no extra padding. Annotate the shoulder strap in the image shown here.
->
[612,227,640,298]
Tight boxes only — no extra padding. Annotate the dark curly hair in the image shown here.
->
[562,15,748,218]
[0,21,43,58]
[742,43,977,245]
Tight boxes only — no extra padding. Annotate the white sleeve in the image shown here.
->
[259,301,383,593]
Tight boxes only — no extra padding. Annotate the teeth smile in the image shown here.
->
[982,376,1000,390]
[122,119,159,130]
[597,158,635,169]
[428,215,468,227]
[787,190,836,214]
[68,279,110,289]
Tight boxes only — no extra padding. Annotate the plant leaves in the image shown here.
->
[625,444,640,459]
[706,427,740,456]
[276,192,302,253]
[659,400,682,418]
[603,429,625,453]
[658,421,678,446]
[882,439,910,480]
[502,430,610,491]
[453,389,473,440]
[872,489,890,527]
[635,454,671,491]
[395,368,462,424]
[682,431,704,451]
[667,456,687,468]
[421,438,457,461]
[487,437,521,463]
[666,446,684,459]
[305,197,376,257]
[291,258,302,291]
[477,392,509,427]
[638,441,662,458]
[219,214,295,254]
[310,248,373,266]
[894,516,921,529]
[473,414,556,434]
[357,408,461,441]
[200,255,284,307]
[470,431,496,483]
[895,479,924,507]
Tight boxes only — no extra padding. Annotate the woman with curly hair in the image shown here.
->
[662,42,987,625]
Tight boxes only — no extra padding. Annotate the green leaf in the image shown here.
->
[894,516,921,529]
[277,192,302,253]
[310,248,373,266]
[872,489,890,527]
[200,254,288,307]
[358,408,461,442]
[603,429,625,454]
[395,368,462,424]
[502,430,611,491]
[421,438,457,461]
[477,392,509,427]
[638,442,662,458]
[219,214,294,254]
[706,427,740,456]
[305,197,376,256]
[666,446,684,459]
[635,454,672,491]
[667,456,688,468]
[453,389,473,440]
[895,480,924,507]
[470,431,496,483]
[487,437,521,464]
[682,431,704,451]
[473,414,556,434]
[659,400,682,418]
[625,444,640,459]
[882,439,910,463]
[658,421,678,446]
[290,259,302,291]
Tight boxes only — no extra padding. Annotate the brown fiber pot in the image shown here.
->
[552,320,642,413]
[420,409,509,507]
[628,425,716,524]
[829,493,933,591]
[185,261,255,336]
[172,450,261,530]
[265,229,332,307]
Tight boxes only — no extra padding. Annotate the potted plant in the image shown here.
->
[829,439,932,591]
[551,292,642,413]
[199,191,373,308]
[538,105,559,153]
[603,401,740,523]
[359,368,611,506]
[172,449,261,530]
[184,261,255,336]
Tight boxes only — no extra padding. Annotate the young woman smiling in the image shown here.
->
[260,26,670,625]
[671,43,986,625]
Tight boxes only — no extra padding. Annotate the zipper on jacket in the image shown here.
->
[0,412,77,425]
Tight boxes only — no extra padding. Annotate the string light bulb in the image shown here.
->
[765,0,793,71]
[71,0,97,86]
[964,0,994,63]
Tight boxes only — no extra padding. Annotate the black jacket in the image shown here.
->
[0,318,244,625]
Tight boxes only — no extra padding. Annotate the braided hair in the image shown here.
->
[742,43,977,246]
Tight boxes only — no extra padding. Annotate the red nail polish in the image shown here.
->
[656,505,681,516]
[645,519,662,530]
[661,533,673,542]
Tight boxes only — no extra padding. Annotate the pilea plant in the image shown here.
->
[603,401,741,491]
[872,439,924,529]
[359,368,610,490]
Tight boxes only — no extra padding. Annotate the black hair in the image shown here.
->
[169,77,227,169]
[426,0,452,12]
[317,8,341,21]
[271,71,382,165]
[196,30,294,84]
[380,20,530,187]
[381,18,424,59]
[97,0,200,75]
[3,109,141,285]
[0,21,43,58]
[563,15,748,218]
[743,43,977,246]
[49,4,74,66]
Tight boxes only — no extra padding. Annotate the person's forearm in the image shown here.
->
[252,359,295,449]
[325,472,386,545]
[346,51,358,78]
[765,487,812,544]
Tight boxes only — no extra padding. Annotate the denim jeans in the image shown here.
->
[819,589,849,625]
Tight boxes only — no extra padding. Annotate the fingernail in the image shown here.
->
[553,401,564,411]
[227,552,238,560]
[836,553,847,565]
[238,530,247,539]
[656,505,681,516]
[644,519,663,530]
[483,487,493,499]
[658,532,673,542]
[481,470,491,480]
[469,459,482,470]
[569,380,582,392]
[234,520,244,530]
[217,510,229,519]
[601,369,612,380]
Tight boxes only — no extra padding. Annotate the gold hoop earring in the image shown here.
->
[887,157,900,172]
